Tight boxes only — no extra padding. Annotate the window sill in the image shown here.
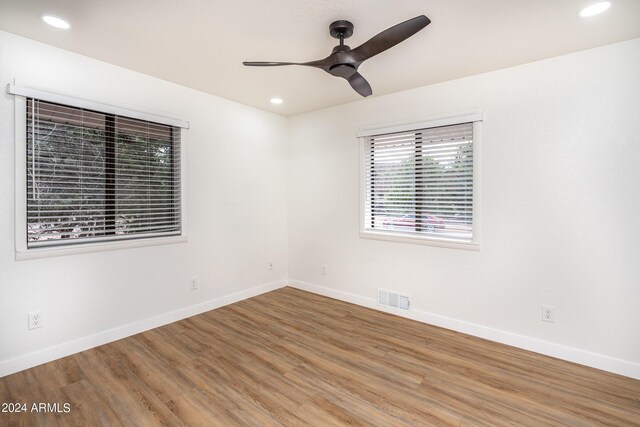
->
[360,230,479,251]
[15,235,187,261]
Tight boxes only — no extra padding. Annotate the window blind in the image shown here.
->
[364,122,473,241]
[26,98,181,247]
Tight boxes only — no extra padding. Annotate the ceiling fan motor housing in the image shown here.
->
[329,63,357,78]
[329,43,358,77]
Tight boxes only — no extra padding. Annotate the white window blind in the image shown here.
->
[364,122,474,242]
[26,98,181,248]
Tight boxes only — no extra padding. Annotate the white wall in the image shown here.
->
[287,38,640,377]
[0,31,288,375]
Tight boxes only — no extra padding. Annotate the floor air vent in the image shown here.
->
[378,289,411,311]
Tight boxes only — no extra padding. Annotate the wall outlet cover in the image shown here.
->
[542,305,555,323]
[28,311,43,330]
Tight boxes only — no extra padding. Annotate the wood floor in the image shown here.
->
[1,287,639,426]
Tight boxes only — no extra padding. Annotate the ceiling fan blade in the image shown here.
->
[243,59,329,68]
[243,61,301,66]
[348,72,373,97]
[351,15,430,62]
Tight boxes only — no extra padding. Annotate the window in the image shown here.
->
[11,85,188,257]
[361,117,479,246]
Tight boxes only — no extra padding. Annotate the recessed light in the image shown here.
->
[270,98,283,105]
[41,15,70,29]
[579,1,611,17]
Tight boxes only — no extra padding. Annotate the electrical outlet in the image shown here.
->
[190,277,199,291]
[28,311,43,330]
[268,260,273,271]
[542,305,555,323]
[321,264,328,276]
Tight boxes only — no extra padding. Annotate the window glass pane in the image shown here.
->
[27,99,107,243]
[26,98,180,248]
[115,117,177,235]
[364,122,473,242]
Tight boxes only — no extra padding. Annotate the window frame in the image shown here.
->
[11,84,189,260]
[358,112,482,251]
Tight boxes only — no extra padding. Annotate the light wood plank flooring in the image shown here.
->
[1,287,639,426]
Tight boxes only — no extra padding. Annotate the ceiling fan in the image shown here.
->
[243,15,431,97]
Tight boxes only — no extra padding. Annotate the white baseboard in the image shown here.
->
[288,279,640,380]
[0,280,287,378]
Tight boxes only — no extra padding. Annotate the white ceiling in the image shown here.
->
[1,0,639,116]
